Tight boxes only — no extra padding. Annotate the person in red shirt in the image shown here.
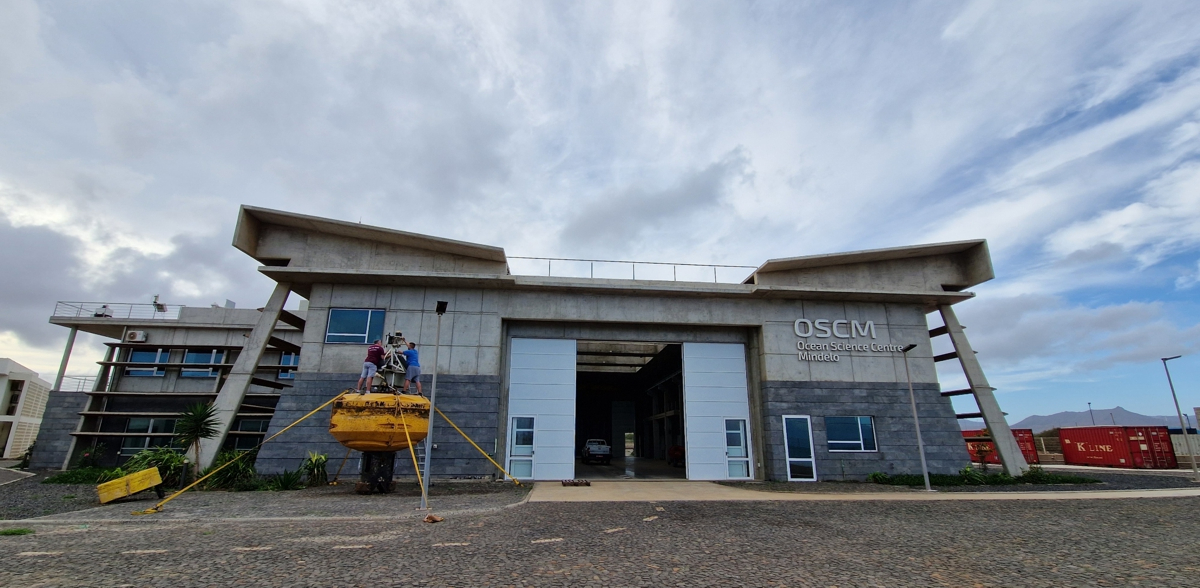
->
[355,339,386,393]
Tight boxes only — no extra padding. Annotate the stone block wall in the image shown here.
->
[29,390,88,470]
[255,372,501,478]
[760,381,969,481]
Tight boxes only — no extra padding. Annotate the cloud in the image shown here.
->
[2,0,1200,414]
[954,294,1200,389]
[556,147,752,254]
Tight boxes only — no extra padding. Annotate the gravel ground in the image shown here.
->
[1,475,527,521]
[721,471,1200,493]
[0,497,1197,586]
[0,474,99,520]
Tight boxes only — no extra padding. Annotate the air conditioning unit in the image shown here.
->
[125,331,148,343]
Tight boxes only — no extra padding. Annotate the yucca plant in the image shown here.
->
[299,451,328,485]
[175,403,220,478]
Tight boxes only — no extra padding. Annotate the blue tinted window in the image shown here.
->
[784,417,812,459]
[182,349,223,378]
[325,309,386,344]
[126,349,167,377]
[824,416,877,452]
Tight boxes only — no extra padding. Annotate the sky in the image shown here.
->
[1,0,1199,421]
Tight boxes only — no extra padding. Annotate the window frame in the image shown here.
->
[278,351,299,380]
[782,415,817,482]
[824,416,878,452]
[125,348,169,377]
[324,308,386,344]
[119,417,177,456]
[181,349,225,378]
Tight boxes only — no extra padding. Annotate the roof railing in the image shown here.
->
[52,301,184,321]
[59,375,97,392]
[507,256,756,284]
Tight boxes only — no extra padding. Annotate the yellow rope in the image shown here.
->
[133,391,349,515]
[433,407,522,486]
[400,404,427,505]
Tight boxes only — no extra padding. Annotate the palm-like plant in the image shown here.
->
[175,403,220,478]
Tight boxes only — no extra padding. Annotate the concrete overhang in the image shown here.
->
[233,205,508,265]
[259,267,974,309]
[745,239,994,290]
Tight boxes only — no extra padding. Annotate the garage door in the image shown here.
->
[682,342,753,480]
[507,338,576,480]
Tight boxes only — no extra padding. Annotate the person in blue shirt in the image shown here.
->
[401,342,422,395]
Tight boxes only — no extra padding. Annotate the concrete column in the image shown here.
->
[198,283,290,468]
[52,327,78,392]
[939,304,1028,476]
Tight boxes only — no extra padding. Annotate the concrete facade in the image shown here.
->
[0,359,52,459]
[34,205,1025,482]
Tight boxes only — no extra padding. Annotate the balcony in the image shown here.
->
[53,301,184,321]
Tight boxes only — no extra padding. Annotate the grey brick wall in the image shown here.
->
[760,381,970,481]
[29,390,88,470]
[254,372,501,478]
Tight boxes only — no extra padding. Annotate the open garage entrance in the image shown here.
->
[506,337,755,481]
[574,341,686,480]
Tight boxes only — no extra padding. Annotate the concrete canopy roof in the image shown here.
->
[745,239,993,288]
[232,205,508,264]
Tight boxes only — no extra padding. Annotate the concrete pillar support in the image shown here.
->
[199,283,290,468]
[53,327,78,392]
[938,304,1028,477]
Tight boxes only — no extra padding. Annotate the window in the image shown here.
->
[182,349,225,378]
[231,436,261,451]
[279,352,299,379]
[126,349,168,376]
[236,419,271,433]
[725,419,751,478]
[783,415,816,481]
[120,417,176,456]
[825,416,877,452]
[325,309,386,344]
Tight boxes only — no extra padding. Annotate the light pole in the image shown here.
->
[901,344,933,492]
[1162,355,1199,482]
[419,300,449,509]
[1088,402,1095,425]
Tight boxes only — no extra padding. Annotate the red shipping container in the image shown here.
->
[1059,426,1177,469]
[962,429,1040,465]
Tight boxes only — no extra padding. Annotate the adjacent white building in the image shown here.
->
[0,358,52,459]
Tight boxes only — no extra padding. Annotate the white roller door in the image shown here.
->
[507,338,576,480]
[682,342,753,480]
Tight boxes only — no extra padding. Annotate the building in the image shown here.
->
[0,358,52,459]
[32,205,1028,480]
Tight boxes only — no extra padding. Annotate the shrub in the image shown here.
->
[300,452,328,486]
[960,466,987,485]
[0,528,34,536]
[122,447,189,488]
[74,443,108,468]
[267,469,305,491]
[17,441,34,469]
[866,472,890,483]
[201,450,258,491]
[43,467,122,485]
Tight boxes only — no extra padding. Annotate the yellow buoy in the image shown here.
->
[328,392,431,452]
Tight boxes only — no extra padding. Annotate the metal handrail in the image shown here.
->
[507,256,757,283]
[53,301,184,320]
[59,375,97,392]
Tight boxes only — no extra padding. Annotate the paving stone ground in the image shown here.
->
[1,495,1198,587]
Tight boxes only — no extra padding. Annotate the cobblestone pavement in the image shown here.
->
[2,497,1198,587]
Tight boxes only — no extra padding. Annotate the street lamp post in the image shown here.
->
[419,300,449,509]
[1162,355,1199,483]
[1088,402,1095,425]
[901,344,933,492]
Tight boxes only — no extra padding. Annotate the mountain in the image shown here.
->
[1011,407,1181,433]
[957,407,1186,433]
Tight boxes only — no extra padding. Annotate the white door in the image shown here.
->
[682,342,753,480]
[782,415,817,481]
[507,338,576,480]
[508,416,535,479]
